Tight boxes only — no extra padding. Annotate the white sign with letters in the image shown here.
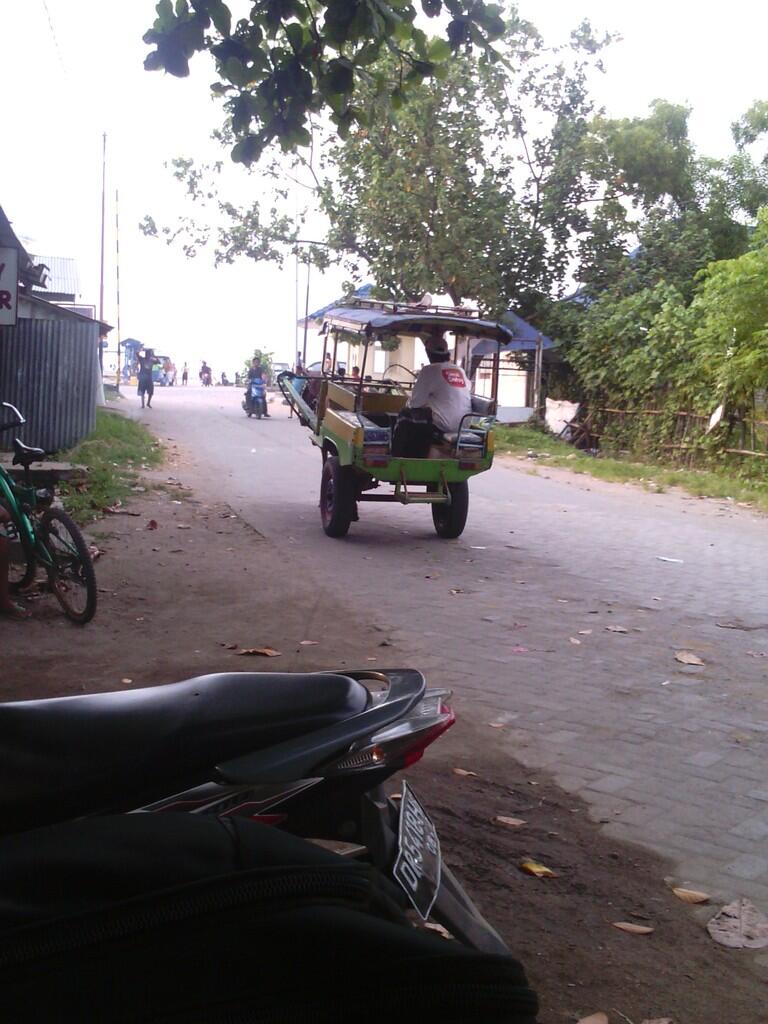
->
[0,246,19,326]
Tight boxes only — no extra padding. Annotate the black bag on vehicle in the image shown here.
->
[392,407,434,458]
[0,814,539,1022]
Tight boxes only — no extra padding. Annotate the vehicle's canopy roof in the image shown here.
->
[322,304,514,343]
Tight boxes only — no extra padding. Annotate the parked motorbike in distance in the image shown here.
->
[243,377,267,418]
[0,668,508,956]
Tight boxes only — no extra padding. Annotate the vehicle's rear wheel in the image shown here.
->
[320,456,356,538]
[431,481,469,539]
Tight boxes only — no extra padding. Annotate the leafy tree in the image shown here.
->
[689,209,768,408]
[143,0,506,163]
[144,17,621,318]
[732,100,768,161]
[567,284,684,403]
[244,347,275,382]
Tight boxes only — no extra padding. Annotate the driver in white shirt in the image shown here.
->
[407,333,472,434]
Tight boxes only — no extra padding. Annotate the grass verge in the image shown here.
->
[59,409,163,522]
[494,425,768,513]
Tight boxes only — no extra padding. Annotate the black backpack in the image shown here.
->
[0,813,539,1022]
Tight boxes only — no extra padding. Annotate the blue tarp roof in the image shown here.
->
[323,305,515,343]
[303,283,374,324]
[312,294,555,353]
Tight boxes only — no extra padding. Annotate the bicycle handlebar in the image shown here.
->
[0,403,24,433]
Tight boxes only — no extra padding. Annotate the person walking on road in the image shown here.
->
[137,348,160,410]
[182,363,189,386]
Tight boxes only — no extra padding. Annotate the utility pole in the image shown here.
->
[301,260,311,368]
[114,189,122,393]
[98,132,106,376]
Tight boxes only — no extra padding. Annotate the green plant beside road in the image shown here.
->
[495,425,768,512]
[59,410,163,522]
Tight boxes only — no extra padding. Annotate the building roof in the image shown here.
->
[0,205,47,288]
[30,254,80,300]
[20,290,112,332]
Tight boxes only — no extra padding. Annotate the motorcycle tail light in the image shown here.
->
[322,690,454,775]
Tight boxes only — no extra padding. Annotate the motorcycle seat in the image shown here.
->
[0,672,368,833]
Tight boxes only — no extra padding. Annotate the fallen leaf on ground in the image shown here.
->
[453,768,477,778]
[494,816,526,827]
[449,587,464,595]
[511,646,529,654]
[519,858,558,878]
[612,921,654,935]
[707,898,768,948]
[578,629,593,635]
[672,887,710,904]
[674,650,705,666]
[577,1015,609,1024]
[746,650,768,658]
[488,722,505,728]
[176,524,192,530]
[569,637,581,645]
[605,625,628,634]
[146,520,158,530]
[225,643,238,650]
[237,647,282,658]
[120,678,132,685]
[299,640,319,646]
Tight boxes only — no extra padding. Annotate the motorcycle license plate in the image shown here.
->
[393,783,441,920]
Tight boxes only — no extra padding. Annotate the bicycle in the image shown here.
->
[0,402,97,624]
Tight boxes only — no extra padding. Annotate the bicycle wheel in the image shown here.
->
[41,509,97,624]
[6,520,37,592]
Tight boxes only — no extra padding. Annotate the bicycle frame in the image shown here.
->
[0,461,54,571]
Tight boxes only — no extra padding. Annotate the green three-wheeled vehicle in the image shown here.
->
[279,300,514,539]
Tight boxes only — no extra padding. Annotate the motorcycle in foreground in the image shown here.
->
[0,668,508,956]
[243,376,268,417]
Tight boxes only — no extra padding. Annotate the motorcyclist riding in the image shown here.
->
[246,358,270,417]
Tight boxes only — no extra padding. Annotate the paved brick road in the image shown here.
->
[141,388,768,929]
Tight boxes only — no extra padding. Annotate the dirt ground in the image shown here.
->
[1,482,762,1023]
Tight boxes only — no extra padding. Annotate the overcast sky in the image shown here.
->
[1,1,766,374]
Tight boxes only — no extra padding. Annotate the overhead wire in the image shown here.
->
[39,0,69,76]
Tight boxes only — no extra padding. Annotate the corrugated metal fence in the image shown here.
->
[0,319,98,451]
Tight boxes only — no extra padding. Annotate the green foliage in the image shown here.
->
[569,284,685,403]
[494,424,768,510]
[59,410,163,523]
[732,100,768,160]
[587,100,696,210]
[143,0,507,162]
[243,347,275,381]
[689,211,768,406]
[147,17,619,315]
